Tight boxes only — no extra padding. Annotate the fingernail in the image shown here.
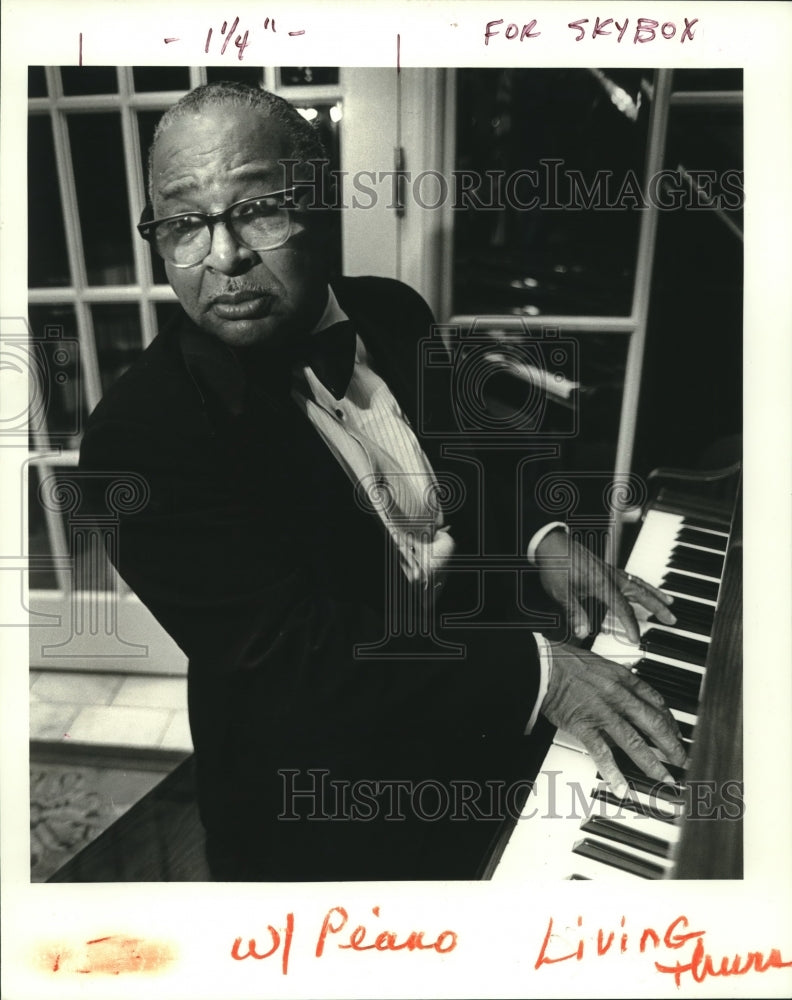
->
[612,781,628,799]
[662,593,674,604]
[575,625,587,639]
[662,771,675,784]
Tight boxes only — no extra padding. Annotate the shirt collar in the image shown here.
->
[310,286,349,333]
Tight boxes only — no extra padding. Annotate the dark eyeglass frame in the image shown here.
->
[137,187,305,267]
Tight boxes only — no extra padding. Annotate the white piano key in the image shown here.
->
[592,785,685,822]
[663,566,722,584]
[637,650,706,676]
[623,510,684,586]
[571,837,671,879]
[674,540,726,556]
[680,520,729,538]
[670,707,698,728]
[565,855,658,882]
[661,585,717,607]
[573,832,675,870]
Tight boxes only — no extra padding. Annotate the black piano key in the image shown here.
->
[664,596,717,624]
[668,547,725,578]
[658,596,715,629]
[648,612,710,636]
[636,672,702,714]
[637,657,700,689]
[569,874,591,880]
[572,837,667,878]
[641,629,709,667]
[592,788,679,824]
[579,816,673,859]
[596,767,684,805]
[639,657,704,692]
[676,526,728,552]
[636,679,699,716]
[661,572,720,602]
[650,600,715,635]
[625,777,683,805]
[606,747,688,797]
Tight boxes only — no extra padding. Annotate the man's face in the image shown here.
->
[151,105,327,349]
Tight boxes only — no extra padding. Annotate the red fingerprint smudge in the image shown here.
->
[34,935,177,975]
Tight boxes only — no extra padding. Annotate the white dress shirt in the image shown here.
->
[291,288,561,731]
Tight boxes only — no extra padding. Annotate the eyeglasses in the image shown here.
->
[137,188,303,268]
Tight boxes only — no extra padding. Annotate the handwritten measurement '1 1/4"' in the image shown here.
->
[205,17,306,61]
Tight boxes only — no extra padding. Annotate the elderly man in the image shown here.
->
[79,81,684,881]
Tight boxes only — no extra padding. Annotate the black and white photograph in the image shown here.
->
[2,2,791,998]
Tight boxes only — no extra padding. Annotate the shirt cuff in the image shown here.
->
[525,521,568,564]
[525,632,553,734]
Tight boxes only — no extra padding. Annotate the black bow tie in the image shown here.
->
[300,320,357,399]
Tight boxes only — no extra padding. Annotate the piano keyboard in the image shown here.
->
[491,508,730,882]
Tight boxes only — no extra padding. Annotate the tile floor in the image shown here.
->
[29,670,193,752]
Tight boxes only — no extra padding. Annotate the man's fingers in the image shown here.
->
[599,713,679,784]
[581,659,688,770]
[566,598,591,640]
[608,588,641,644]
[541,644,688,784]
[617,672,688,768]
[575,727,626,795]
[620,572,677,625]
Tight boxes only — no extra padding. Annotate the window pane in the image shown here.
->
[28,115,71,287]
[294,103,342,277]
[665,103,743,233]
[136,108,160,186]
[568,332,627,472]
[92,304,144,393]
[28,66,48,98]
[205,66,263,87]
[51,470,116,591]
[136,109,169,283]
[132,67,190,93]
[27,305,86,450]
[68,113,135,285]
[61,66,118,96]
[296,102,341,168]
[28,465,58,589]
[672,69,743,91]
[280,68,339,87]
[635,102,743,474]
[453,68,651,317]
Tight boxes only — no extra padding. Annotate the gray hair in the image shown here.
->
[147,80,327,200]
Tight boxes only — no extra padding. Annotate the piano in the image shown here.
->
[486,461,743,882]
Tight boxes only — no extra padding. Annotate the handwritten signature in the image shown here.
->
[536,913,792,985]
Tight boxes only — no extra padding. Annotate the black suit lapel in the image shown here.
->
[337,286,452,483]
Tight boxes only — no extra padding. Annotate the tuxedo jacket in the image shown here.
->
[79,277,556,875]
